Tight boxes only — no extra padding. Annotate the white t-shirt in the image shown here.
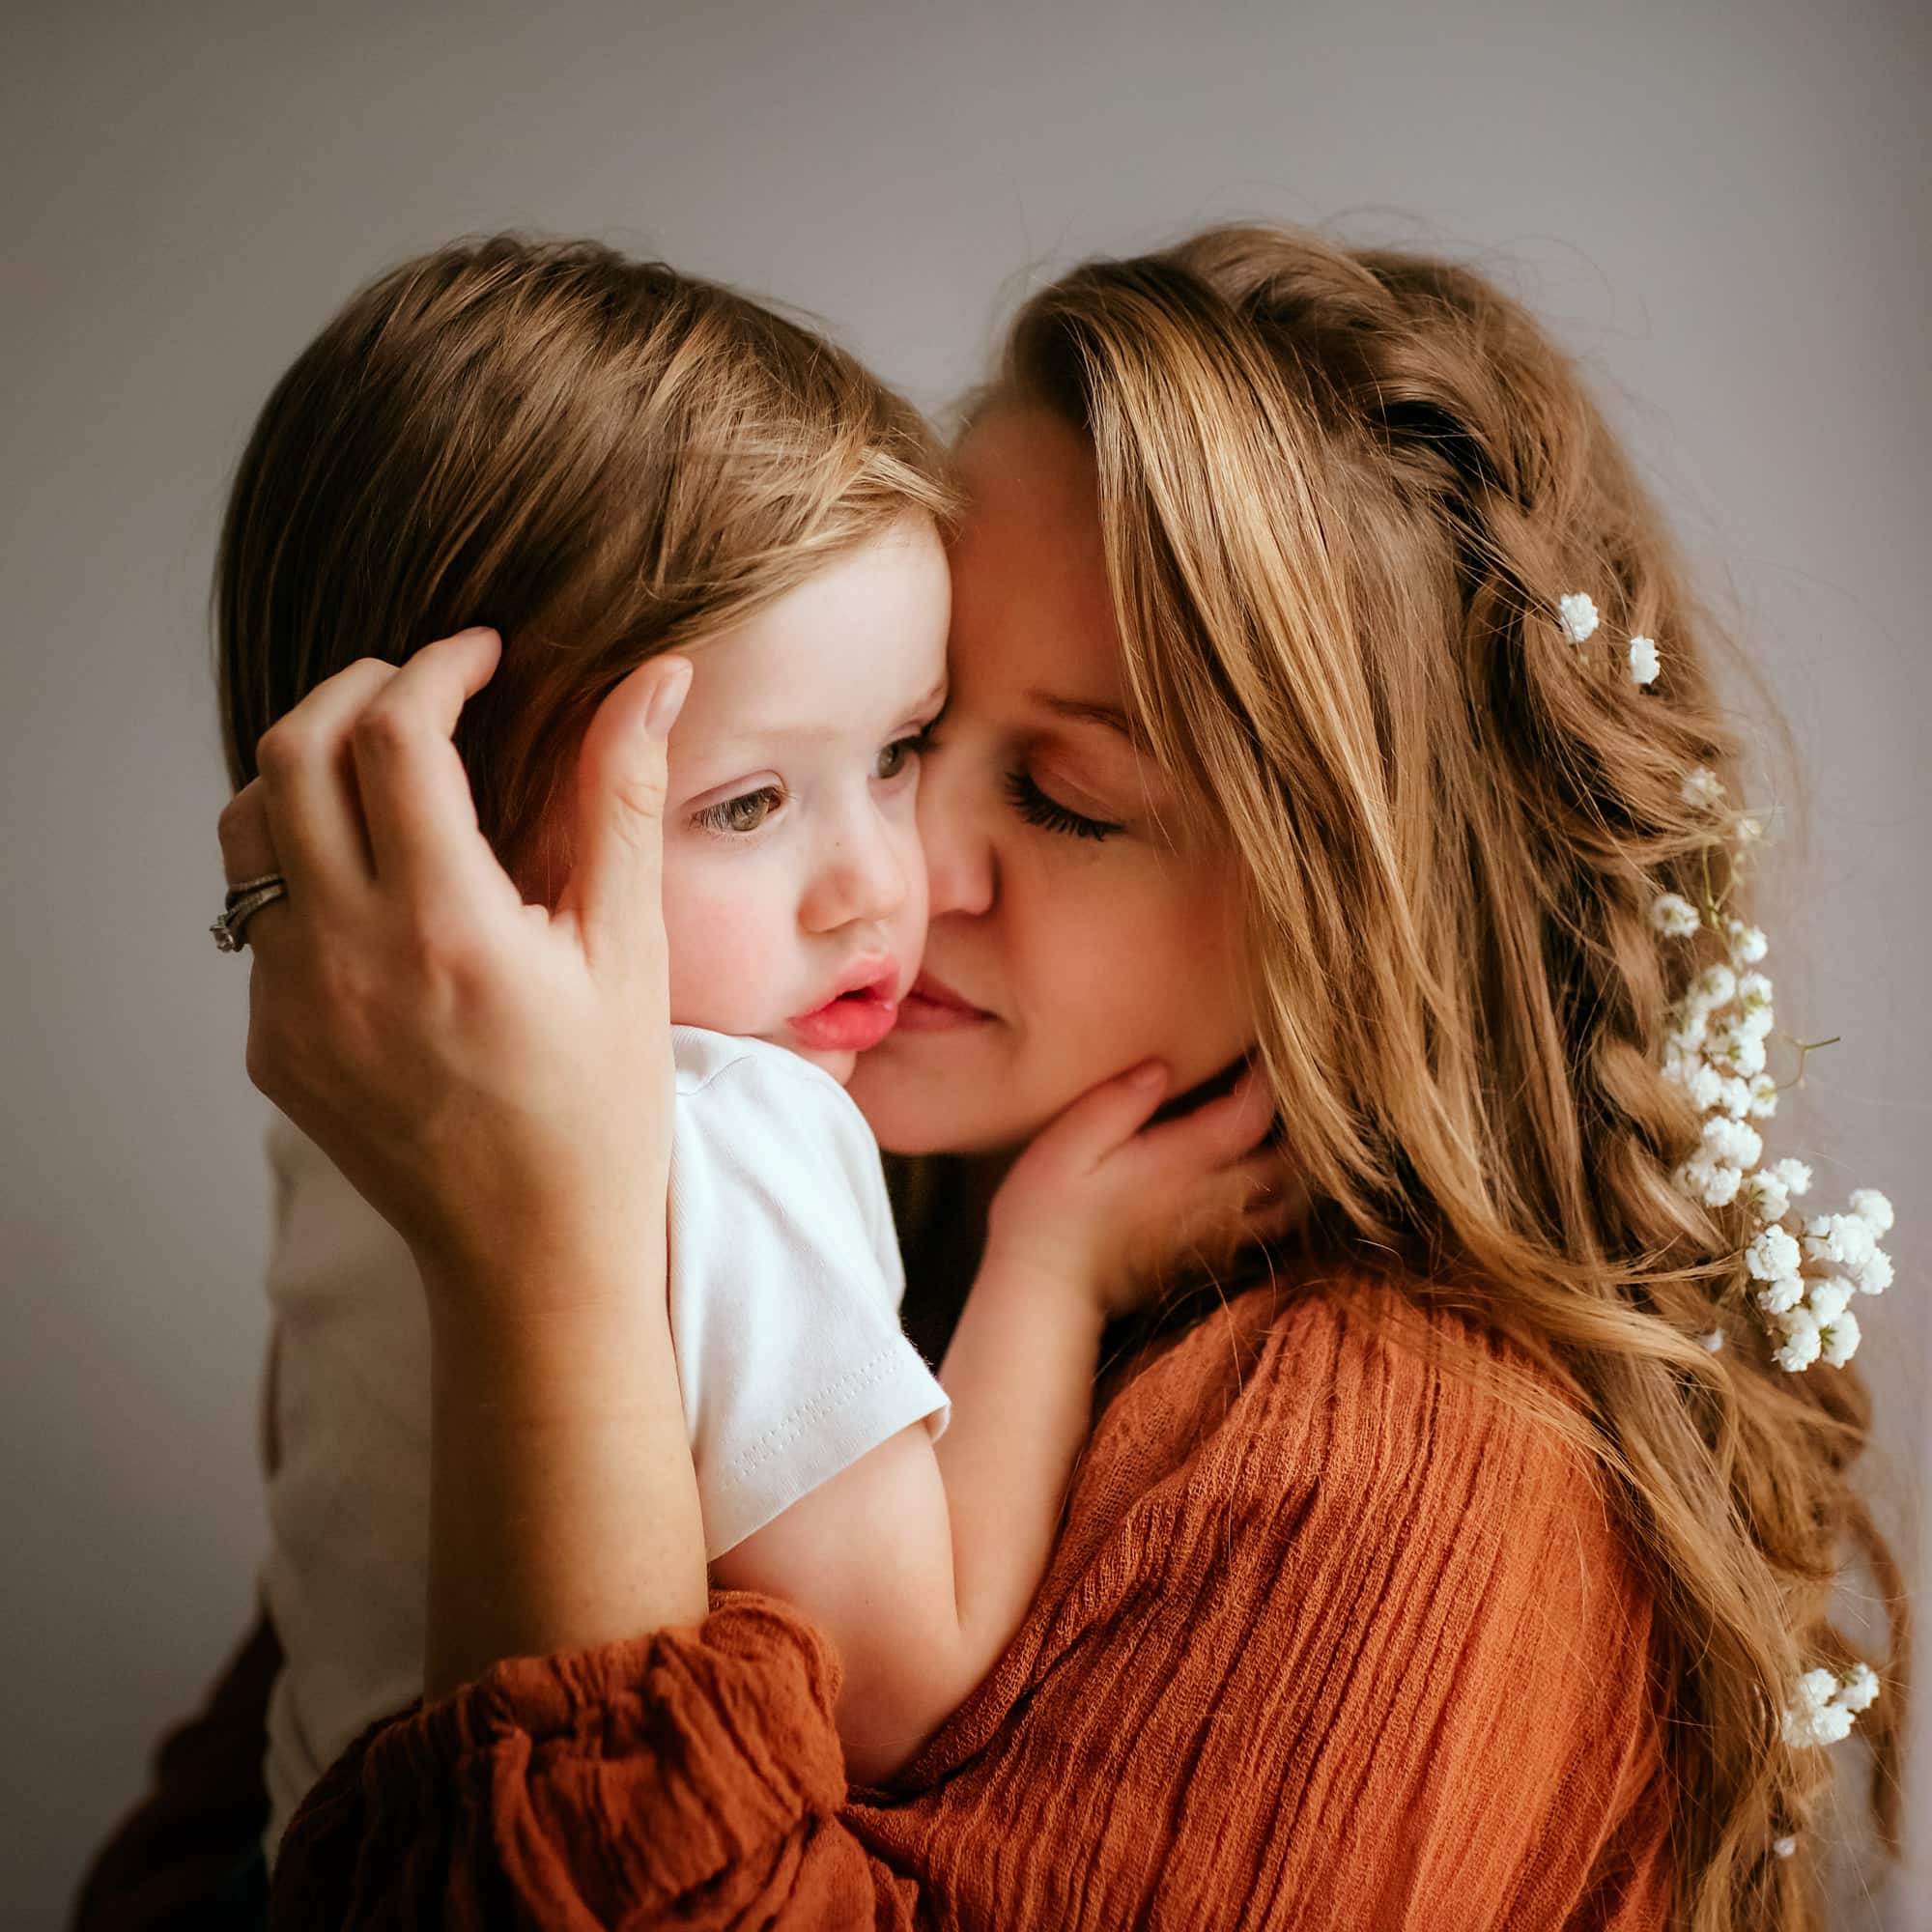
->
[257,1027,949,1864]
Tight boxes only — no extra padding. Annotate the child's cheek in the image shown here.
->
[661,850,796,1034]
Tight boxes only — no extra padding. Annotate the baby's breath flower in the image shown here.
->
[1703,1116,1763,1170]
[1558,592,1599,643]
[1818,1311,1862,1367]
[1653,893,1702,939]
[1628,635,1661,686]
[1773,1306,1823,1374]
[1698,1327,1725,1351]
[1746,1225,1803,1282]
[1726,919,1769,966]
[1840,1662,1881,1713]
[1781,1661,1879,1744]
[1804,1212,1878,1274]
[1666,1009,1711,1056]
[1757,1275,1806,1317]
[1850,1188,1895,1237]
[1772,1836,1797,1859]
[1771,1158,1812,1198]
[1678,1157,1743,1208]
[1738,814,1765,845]
[1711,1027,1769,1079]
[1690,964,1737,1009]
[1677,1060,1725,1112]
[1857,1248,1893,1295]
[1805,1276,1854,1323]
[1743,1168,1790,1223]
[1747,1073,1779,1120]
[1681,766,1725,809]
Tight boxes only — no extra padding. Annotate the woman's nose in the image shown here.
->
[916,746,995,919]
[800,807,911,935]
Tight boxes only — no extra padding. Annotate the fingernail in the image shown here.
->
[644,659,693,742]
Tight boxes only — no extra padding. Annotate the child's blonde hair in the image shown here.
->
[216,235,956,889]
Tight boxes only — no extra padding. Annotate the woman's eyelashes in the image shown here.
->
[1002,765,1124,842]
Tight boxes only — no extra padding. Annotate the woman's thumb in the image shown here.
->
[561,655,691,960]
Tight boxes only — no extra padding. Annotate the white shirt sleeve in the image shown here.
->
[668,1028,951,1559]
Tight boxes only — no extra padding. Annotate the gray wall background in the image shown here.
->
[4,2,1925,1923]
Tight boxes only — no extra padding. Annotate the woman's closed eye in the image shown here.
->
[1003,765,1124,842]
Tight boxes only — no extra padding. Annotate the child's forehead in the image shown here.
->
[671,623,947,775]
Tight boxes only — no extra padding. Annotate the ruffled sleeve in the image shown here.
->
[271,1593,920,1928]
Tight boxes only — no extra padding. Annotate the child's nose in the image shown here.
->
[801,813,909,934]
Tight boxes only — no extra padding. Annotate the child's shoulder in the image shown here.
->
[670,1025,853,1108]
[668,1026,883,1190]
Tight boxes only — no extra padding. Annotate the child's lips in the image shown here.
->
[786,969,901,1052]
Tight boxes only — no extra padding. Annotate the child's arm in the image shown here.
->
[710,1059,1287,1784]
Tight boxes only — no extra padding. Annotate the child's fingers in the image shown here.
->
[1134,1066,1277,1177]
[1164,1155,1304,1272]
[1020,1059,1173,1174]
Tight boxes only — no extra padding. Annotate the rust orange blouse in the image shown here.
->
[252,1271,1672,1928]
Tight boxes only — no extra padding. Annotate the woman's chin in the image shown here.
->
[848,1033,1038,1157]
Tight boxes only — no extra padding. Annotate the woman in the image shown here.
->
[76,225,1904,1930]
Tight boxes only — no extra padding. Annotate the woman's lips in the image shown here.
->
[895,970,996,1035]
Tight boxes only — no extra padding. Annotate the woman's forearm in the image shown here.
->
[933,1261,1104,1658]
[423,1269,708,1701]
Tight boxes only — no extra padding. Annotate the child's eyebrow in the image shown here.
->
[698,680,952,753]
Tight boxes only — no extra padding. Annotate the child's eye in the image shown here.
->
[693,784,784,836]
[876,718,941,782]
[1003,766,1123,842]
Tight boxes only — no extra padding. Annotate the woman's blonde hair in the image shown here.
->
[216,235,955,888]
[990,224,1906,1931]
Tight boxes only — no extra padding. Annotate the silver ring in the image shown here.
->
[223,872,285,910]
[212,876,288,952]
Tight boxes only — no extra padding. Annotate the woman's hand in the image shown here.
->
[982,1061,1299,1321]
[215,629,694,1324]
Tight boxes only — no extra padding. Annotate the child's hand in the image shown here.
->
[983,1062,1298,1321]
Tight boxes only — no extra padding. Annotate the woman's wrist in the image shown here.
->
[423,1261,708,1700]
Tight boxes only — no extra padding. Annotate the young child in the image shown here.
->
[219,239,1276,1865]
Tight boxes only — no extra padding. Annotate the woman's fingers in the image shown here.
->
[216,778,279,887]
[252,656,400,907]
[215,778,292,952]
[349,630,506,912]
[559,655,691,967]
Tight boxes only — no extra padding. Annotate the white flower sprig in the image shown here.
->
[1559,591,1600,643]
[1654,807,1895,1377]
[1556,589,1663,686]
[1782,1662,1880,1747]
